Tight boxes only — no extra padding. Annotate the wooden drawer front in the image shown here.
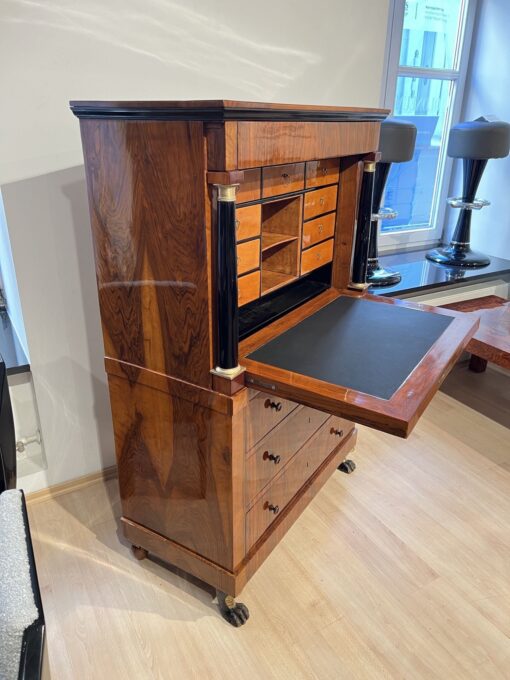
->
[303,185,338,220]
[306,159,340,188]
[246,406,329,505]
[238,271,260,307]
[237,239,260,275]
[246,391,298,452]
[302,212,336,249]
[237,168,261,203]
[236,204,261,242]
[246,415,351,549]
[300,239,334,275]
[262,163,305,198]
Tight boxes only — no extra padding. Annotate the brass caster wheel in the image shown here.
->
[216,590,250,627]
[131,545,148,560]
[338,459,356,474]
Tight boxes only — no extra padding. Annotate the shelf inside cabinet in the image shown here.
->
[262,232,298,253]
[261,270,297,295]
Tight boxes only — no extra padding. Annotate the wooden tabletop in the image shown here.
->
[443,295,510,369]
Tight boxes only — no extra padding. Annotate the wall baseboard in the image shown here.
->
[26,465,118,505]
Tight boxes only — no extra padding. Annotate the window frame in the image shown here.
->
[379,0,478,252]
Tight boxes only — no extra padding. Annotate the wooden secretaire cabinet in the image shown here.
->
[71,101,477,626]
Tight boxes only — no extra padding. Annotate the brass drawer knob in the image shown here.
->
[264,451,281,465]
[331,428,344,437]
[265,399,282,412]
[318,224,323,233]
[268,504,280,514]
[320,197,325,205]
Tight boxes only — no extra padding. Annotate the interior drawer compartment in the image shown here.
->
[262,163,305,198]
[237,239,260,275]
[245,405,329,505]
[238,271,260,307]
[303,185,338,220]
[300,238,334,274]
[302,212,336,249]
[305,158,340,188]
[236,204,261,242]
[246,391,299,452]
[246,415,349,549]
[237,168,261,204]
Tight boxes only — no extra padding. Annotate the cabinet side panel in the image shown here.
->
[108,374,240,569]
[80,119,212,387]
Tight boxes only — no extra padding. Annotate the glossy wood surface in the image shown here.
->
[443,295,510,369]
[237,121,381,168]
[236,168,262,203]
[240,290,479,438]
[302,212,336,249]
[332,157,363,289]
[205,121,238,170]
[305,158,340,188]
[80,119,213,387]
[108,374,246,570]
[300,238,334,274]
[303,185,338,220]
[245,415,349,549]
[245,406,345,506]
[262,162,305,198]
[238,271,261,307]
[245,390,298,452]
[236,204,261,241]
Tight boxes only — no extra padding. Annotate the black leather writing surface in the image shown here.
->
[247,296,453,400]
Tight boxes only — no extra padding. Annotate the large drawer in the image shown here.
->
[246,390,298,452]
[245,405,330,506]
[246,415,352,549]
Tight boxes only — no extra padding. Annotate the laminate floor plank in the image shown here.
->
[27,363,510,679]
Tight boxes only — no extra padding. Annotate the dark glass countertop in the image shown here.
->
[372,249,510,297]
[0,312,30,375]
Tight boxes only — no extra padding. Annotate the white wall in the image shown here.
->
[446,0,510,259]
[0,0,391,491]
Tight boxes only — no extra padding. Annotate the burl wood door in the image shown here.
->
[240,290,478,438]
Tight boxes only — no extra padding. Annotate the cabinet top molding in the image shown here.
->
[69,99,390,123]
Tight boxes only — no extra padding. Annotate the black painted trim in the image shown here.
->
[17,490,45,680]
[70,104,388,123]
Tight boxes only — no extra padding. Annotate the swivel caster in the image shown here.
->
[131,545,148,560]
[216,590,250,627]
[338,459,356,474]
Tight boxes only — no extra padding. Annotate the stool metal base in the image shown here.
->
[367,264,402,287]
[426,245,490,268]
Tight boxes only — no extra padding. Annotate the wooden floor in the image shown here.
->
[28,363,510,680]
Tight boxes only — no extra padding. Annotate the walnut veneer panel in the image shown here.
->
[80,119,212,387]
[237,121,380,168]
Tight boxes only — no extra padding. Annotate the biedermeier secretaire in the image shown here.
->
[70,100,477,626]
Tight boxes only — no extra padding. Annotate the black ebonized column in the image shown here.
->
[426,158,490,267]
[215,185,240,373]
[350,161,376,289]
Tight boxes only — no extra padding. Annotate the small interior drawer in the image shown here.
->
[237,168,261,203]
[302,212,336,249]
[305,158,340,188]
[236,204,261,242]
[300,238,334,274]
[246,391,299,452]
[237,239,260,275]
[303,185,338,220]
[245,415,350,549]
[245,406,329,506]
[262,163,305,198]
[238,271,261,307]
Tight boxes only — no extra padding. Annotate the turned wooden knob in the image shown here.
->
[331,428,344,437]
[268,504,280,514]
[265,399,282,412]
[264,451,281,464]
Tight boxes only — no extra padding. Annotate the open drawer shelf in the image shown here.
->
[261,233,298,252]
[261,270,297,295]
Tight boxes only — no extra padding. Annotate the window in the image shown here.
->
[380,0,476,250]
